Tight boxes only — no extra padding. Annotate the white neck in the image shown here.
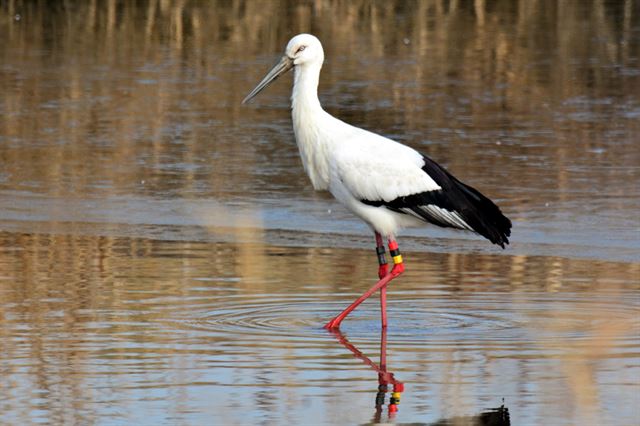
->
[291,63,331,190]
[292,61,324,112]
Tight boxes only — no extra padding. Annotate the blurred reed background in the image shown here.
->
[1,0,638,203]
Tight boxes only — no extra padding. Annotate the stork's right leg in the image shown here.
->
[324,236,404,330]
[376,232,390,328]
[376,232,389,279]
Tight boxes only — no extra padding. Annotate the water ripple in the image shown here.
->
[162,290,639,359]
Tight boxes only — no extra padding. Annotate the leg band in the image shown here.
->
[389,248,402,264]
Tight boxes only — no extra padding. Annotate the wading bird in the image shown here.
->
[242,34,511,330]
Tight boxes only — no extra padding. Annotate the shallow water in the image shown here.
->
[0,233,638,425]
[1,1,639,425]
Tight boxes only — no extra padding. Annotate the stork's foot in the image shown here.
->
[324,318,342,330]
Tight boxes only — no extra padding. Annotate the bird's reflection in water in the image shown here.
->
[428,405,510,426]
[328,328,510,426]
[329,328,404,423]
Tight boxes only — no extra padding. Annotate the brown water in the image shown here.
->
[1,1,639,425]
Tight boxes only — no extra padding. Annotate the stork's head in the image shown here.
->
[242,34,324,104]
[285,33,324,67]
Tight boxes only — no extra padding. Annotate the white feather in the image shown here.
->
[421,206,473,230]
[332,126,441,202]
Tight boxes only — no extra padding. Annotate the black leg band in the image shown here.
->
[376,246,387,265]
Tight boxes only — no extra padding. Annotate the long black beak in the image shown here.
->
[242,55,294,104]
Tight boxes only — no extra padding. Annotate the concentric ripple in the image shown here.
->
[162,288,639,360]
[180,295,328,337]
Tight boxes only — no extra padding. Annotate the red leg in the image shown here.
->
[324,237,404,329]
[383,239,404,328]
[380,288,387,329]
[376,232,390,328]
[379,325,387,371]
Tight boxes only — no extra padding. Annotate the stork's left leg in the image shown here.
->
[324,236,405,329]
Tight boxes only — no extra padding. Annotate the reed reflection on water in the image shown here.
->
[0,0,639,425]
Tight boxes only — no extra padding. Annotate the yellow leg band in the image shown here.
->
[393,255,403,264]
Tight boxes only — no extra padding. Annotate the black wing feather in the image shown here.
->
[361,155,512,248]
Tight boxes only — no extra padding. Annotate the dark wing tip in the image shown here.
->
[478,203,512,249]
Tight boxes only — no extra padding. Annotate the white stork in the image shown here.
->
[242,34,511,329]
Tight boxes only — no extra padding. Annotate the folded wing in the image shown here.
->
[337,147,511,248]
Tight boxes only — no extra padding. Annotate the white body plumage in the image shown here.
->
[289,35,460,237]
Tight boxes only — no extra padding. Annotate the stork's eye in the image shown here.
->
[296,46,306,54]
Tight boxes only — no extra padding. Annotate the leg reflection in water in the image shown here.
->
[328,327,404,423]
[328,328,511,425]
